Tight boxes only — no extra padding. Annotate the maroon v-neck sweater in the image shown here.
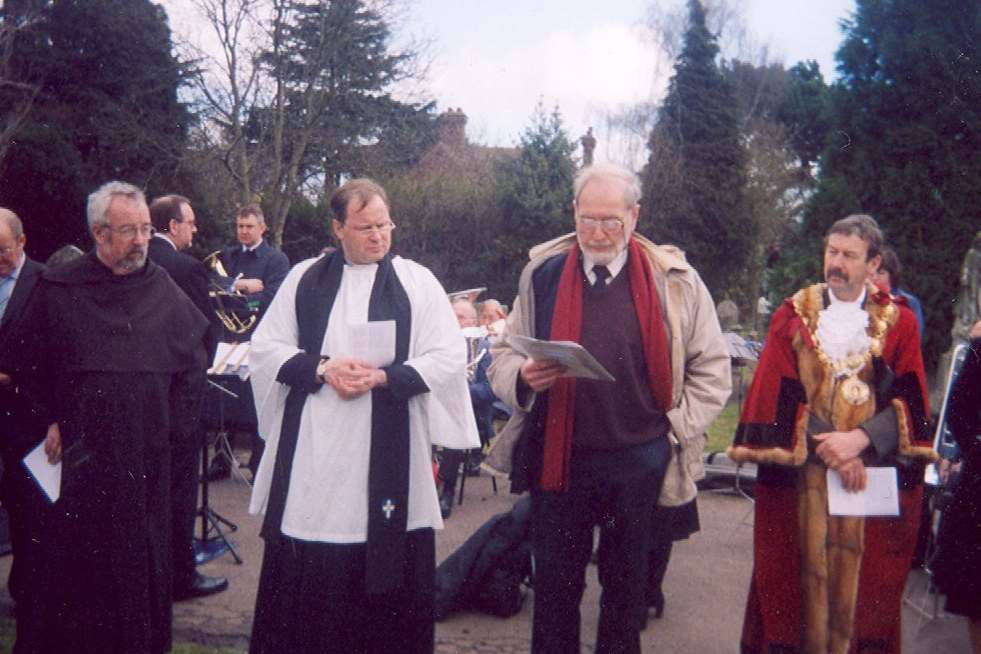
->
[572,269,670,450]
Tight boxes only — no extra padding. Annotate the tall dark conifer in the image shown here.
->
[491,104,577,297]
[640,0,751,305]
[774,0,981,369]
[0,0,192,257]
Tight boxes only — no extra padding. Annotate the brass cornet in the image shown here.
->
[204,251,257,335]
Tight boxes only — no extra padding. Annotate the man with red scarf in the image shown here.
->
[729,214,937,654]
[488,162,731,654]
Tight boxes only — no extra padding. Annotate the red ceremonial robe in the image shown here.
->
[729,282,935,654]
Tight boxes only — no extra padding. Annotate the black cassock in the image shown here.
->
[5,253,208,654]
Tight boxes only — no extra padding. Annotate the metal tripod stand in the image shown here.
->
[195,379,243,565]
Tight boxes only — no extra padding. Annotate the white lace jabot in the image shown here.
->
[816,288,870,376]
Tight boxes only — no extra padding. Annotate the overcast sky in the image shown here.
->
[162,0,855,160]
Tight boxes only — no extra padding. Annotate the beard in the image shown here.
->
[577,234,625,266]
[117,247,147,273]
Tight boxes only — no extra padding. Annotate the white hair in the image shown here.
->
[573,162,642,208]
[86,181,146,233]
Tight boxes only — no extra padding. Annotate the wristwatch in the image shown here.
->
[316,357,330,383]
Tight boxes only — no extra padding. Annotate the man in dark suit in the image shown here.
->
[220,204,290,338]
[148,194,229,601]
[0,208,51,651]
[208,204,290,479]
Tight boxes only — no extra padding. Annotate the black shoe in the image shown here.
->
[439,494,453,519]
[174,572,229,601]
[206,458,231,482]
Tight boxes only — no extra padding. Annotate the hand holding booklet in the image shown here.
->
[826,467,899,516]
[507,334,615,382]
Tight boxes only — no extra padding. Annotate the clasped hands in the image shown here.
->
[319,357,386,400]
[812,428,870,492]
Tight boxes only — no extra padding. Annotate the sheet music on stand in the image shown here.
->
[209,341,251,380]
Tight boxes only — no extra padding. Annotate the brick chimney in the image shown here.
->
[437,108,468,149]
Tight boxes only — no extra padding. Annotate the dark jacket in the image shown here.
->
[0,256,47,457]
[434,495,532,620]
[148,236,220,358]
[220,240,290,336]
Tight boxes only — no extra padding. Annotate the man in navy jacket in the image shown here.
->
[148,194,228,601]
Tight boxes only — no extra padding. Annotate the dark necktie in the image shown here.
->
[592,265,611,288]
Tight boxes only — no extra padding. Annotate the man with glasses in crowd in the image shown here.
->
[488,162,731,654]
[247,178,478,654]
[2,181,209,653]
[148,195,229,601]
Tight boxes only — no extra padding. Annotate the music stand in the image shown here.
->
[195,379,243,565]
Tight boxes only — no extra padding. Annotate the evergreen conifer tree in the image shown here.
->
[0,0,192,257]
[775,0,981,369]
[491,103,576,299]
[640,0,751,306]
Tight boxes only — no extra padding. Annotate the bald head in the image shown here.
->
[0,208,23,239]
[0,208,26,277]
[479,299,506,326]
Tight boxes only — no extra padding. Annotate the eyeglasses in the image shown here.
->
[0,244,22,257]
[100,224,156,239]
[578,217,624,233]
[350,221,396,235]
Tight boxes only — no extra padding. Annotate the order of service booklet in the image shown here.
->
[506,334,615,382]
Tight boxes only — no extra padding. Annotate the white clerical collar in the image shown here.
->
[343,260,378,272]
[582,247,628,285]
[153,232,177,250]
[242,239,263,253]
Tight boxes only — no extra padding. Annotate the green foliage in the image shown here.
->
[776,61,831,170]
[248,0,430,242]
[0,0,192,259]
[378,103,576,304]
[280,195,330,263]
[385,171,503,296]
[491,103,576,299]
[775,0,981,369]
[641,0,752,306]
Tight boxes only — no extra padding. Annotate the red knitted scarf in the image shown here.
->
[540,239,673,491]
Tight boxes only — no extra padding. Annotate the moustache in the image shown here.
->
[826,267,848,281]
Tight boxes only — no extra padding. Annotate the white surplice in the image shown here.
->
[248,255,480,542]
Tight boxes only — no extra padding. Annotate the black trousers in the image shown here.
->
[170,424,201,592]
[439,448,469,498]
[251,528,435,654]
[2,453,51,654]
[531,437,671,654]
[172,372,206,593]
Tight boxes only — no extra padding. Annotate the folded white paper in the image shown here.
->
[827,466,899,516]
[22,440,60,503]
[334,320,396,368]
[507,334,615,382]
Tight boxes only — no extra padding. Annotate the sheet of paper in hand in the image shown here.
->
[507,334,615,382]
[827,466,900,516]
[340,320,396,368]
[22,440,61,503]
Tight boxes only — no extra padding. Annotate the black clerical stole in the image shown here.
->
[261,251,414,595]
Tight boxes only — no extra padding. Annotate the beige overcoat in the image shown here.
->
[486,232,732,506]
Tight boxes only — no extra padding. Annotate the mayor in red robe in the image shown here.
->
[729,215,936,654]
